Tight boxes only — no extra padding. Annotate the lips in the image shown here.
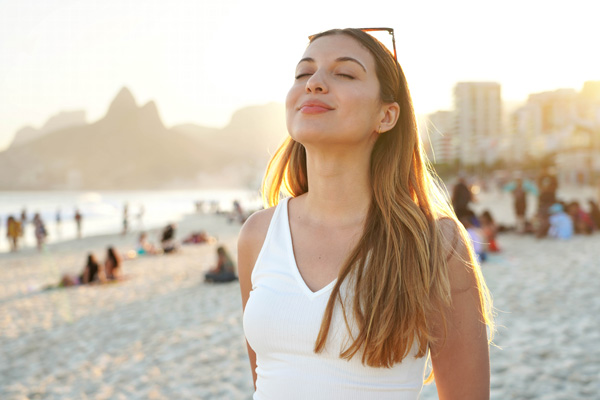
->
[299,100,334,114]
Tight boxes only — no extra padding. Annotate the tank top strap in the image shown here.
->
[250,197,290,287]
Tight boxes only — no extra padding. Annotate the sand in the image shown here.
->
[1,189,599,399]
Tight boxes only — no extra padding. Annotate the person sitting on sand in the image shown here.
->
[160,223,178,254]
[182,230,215,245]
[59,253,103,287]
[105,247,123,280]
[205,246,238,283]
[460,216,487,263]
[137,232,159,255]
[589,199,600,230]
[548,203,573,240]
[566,201,593,235]
[480,210,500,252]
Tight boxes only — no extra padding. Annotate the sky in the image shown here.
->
[1,0,598,150]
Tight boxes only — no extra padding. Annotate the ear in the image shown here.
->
[379,102,400,133]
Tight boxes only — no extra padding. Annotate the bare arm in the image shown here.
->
[237,208,274,389]
[98,262,108,283]
[81,265,90,284]
[431,221,491,399]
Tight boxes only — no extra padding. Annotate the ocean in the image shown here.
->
[0,189,261,253]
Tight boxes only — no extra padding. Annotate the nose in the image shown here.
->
[305,70,328,94]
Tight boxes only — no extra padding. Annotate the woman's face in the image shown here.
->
[286,34,383,148]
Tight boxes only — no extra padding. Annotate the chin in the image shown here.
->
[289,126,332,145]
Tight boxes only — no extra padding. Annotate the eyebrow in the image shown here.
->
[297,56,367,72]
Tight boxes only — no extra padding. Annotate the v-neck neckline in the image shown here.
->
[283,197,337,299]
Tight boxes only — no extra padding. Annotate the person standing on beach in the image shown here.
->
[513,178,527,233]
[74,208,82,238]
[19,208,27,245]
[6,215,20,252]
[536,166,558,237]
[137,204,145,230]
[32,213,48,251]
[122,202,129,235]
[56,208,62,236]
[238,28,493,399]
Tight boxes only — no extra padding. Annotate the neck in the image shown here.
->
[301,145,372,227]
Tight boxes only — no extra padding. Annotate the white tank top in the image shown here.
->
[243,197,429,400]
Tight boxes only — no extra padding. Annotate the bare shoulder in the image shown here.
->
[435,217,477,293]
[435,217,462,248]
[238,207,276,251]
[238,206,277,275]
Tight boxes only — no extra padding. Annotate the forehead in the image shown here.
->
[302,34,376,70]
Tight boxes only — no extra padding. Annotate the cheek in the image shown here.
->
[285,83,304,132]
[285,82,302,110]
[345,89,380,120]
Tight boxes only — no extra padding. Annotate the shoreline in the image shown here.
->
[0,210,245,260]
[0,188,263,254]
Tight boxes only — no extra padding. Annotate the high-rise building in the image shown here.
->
[510,83,600,184]
[508,103,542,163]
[425,110,455,164]
[511,89,578,161]
[454,82,502,166]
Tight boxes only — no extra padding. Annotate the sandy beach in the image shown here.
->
[1,187,599,399]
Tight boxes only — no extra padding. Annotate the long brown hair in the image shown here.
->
[262,28,493,372]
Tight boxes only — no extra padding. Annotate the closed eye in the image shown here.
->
[295,73,312,80]
[337,73,355,79]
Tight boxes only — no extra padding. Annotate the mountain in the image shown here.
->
[0,87,288,190]
[9,110,87,148]
[173,103,287,162]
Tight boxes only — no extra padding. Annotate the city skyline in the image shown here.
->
[424,79,600,189]
[1,0,598,150]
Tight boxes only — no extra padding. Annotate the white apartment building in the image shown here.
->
[511,89,578,162]
[509,103,543,163]
[454,82,502,166]
[510,83,600,183]
[425,110,456,164]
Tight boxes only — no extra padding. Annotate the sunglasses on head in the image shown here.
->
[357,27,397,60]
[308,27,397,61]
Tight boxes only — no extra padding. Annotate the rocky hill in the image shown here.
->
[0,87,287,190]
[9,110,87,148]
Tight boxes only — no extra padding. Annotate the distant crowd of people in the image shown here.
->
[452,167,600,246]
[529,167,600,239]
[5,198,254,289]
[4,200,241,292]
[456,210,500,263]
[4,207,83,252]
[44,218,236,290]
[5,210,51,252]
[4,198,252,253]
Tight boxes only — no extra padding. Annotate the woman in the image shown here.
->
[238,28,493,399]
[136,232,158,255]
[59,253,102,287]
[33,213,48,251]
[480,210,500,252]
[6,215,20,252]
[512,178,527,233]
[105,247,122,280]
[205,246,238,283]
